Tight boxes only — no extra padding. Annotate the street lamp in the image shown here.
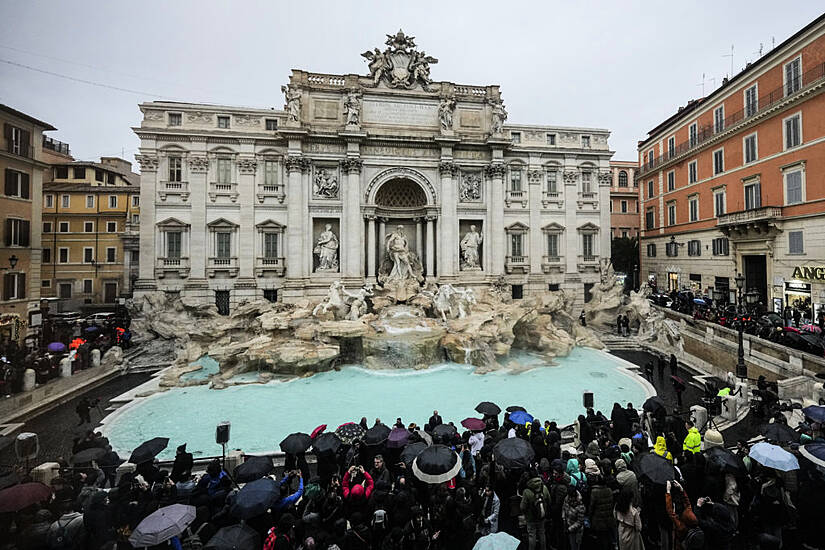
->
[734,273,748,379]
[0,255,18,271]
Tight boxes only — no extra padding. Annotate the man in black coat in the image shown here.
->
[170,443,194,483]
[428,410,443,430]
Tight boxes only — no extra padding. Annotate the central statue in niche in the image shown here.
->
[378,225,425,303]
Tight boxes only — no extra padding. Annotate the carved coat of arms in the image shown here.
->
[361,30,438,90]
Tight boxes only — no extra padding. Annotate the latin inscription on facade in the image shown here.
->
[362,98,438,126]
[362,145,438,158]
[459,110,482,128]
[313,100,339,120]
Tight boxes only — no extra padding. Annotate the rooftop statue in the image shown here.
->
[361,29,438,90]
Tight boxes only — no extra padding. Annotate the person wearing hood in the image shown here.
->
[682,422,702,455]
[521,473,552,550]
[588,474,615,548]
[170,443,193,483]
[566,458,586,489]
[654,435,673,462]
[615,459,641,507]
[562,486,586,550]
[479,485,500,535]
[47,502,86,550]
[611,402,631,440]
[83,491,113,550]
[584,439,601,461]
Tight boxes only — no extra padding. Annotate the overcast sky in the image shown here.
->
[1,1,822,166]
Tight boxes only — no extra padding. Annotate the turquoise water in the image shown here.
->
[104,347,649,460]
[180,356,220,382]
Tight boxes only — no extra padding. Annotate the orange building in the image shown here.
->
[637,14,825,318]
[609,160,639,239]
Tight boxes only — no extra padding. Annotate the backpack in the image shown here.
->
[683,527,705,550]
[571,471,588,495]
[532,486,547,520]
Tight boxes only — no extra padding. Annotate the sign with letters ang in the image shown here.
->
[791,265,825,281]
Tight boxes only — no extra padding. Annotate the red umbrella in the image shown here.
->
[461,418,486,431]
[670,375,686,386]
[311,424,327,439]
[0,482,52,513]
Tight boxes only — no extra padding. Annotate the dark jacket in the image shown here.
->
[170,450,194,483]
[588,484,615,531]
[520,477,551,522]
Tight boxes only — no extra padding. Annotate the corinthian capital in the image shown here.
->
[340,158,363,174]
[485,163,506,179]
[284,156,305,173]
[439,161,458,176]
[135,154,159,172]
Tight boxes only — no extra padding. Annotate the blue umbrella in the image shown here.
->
[693,298,707,305]
[799,442,825,468]
[47,342,66,352]
[748,441,800,471]
[802,405,825,424]
[508,410,533,425]
[84,326,100,333]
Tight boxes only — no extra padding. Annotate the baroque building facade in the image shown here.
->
[133,32,613,312]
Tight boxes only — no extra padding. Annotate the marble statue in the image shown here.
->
[438,96,455,131]
[490,99,508,134]
[460,225,483,269]
[313,282,373,320]
[344,91,361,126]
[361,29,438,89]
[314,224,339,271]
[314,169,339,198]
[432,284,477,322]
[459,173,482,202]
[345,285,373,321]
[377,224,424,303]
[282,85,301,122]
[385,225,415,281]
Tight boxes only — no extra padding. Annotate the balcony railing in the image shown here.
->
[209,182,238,202]
[541,255,563,273]
[638,62,825,177]
[717,206,783,226]
[505,255,529,274]
[43,136,70,155]
[256,183,285,204]
[578,191,597,199]
[155,257,190,279]
[505,189,527,207]
[255,256,286,277]
[159,181,190,201]
[207,256,238,277]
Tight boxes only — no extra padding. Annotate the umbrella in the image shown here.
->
[508,410,534,425]
[670,375,686,386]
[312,432,342,455]
[799,442,825,468]
[387,427,410,449]
[475,401,501,416]
[310,424,327,439]
[693,298,707,305]
[638,453,675,485]
[432,424,458,440]
[84,326,100,333]
[0,482,52,513]
[473,531,521,550]
[749,441,800,471]
[505,405,526,413]
[230,478,279,519]
[47,342,66,352]
[364,424,391,445]
[412,444,461,484]
[493,437,535,469]
[205,523,261,550]
[279,432,312,454]
[414,429,433,446]
[70,447,107,465]
[704,446,746,474]
[129,504,196,547]
[760,423,799,444]
[233,455,275,483]
[643,396,666,413]
[461,418,486,431]
[129,437,169,465]
[400,441,429,466]
[335,422,365,444]
[802,405,825,423]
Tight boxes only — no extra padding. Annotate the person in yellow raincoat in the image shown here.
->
[683,421,702,454]
[653,435,673,461]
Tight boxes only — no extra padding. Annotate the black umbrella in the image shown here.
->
[400,441,428,466]
[506,405,527,413]
[493,437,535,469]
[233,456,274,483]
[70,446,107,465]
[432,424,458,441]
[230,478,278,520]
[643,396,666,413]
[335,423,366,445]
[760,423,800,444]
[204,523,261,550]
[476,401,501,416]
[704,446,746,474]
[279,432,312,454]
[129,437,169,465]
[638,453,675,485]
[412,444,461,484]
[364,424,391,445]
[312,432,342,455]
[0,482,53,513]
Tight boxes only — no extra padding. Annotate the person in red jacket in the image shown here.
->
[343,464,374,501]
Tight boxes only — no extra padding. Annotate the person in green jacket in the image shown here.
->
[683,421,702,454]
[521,475,552,550]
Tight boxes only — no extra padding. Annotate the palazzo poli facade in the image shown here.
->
[133,31,613,311]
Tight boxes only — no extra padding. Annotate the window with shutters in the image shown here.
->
[689,122,698,147]
[744,133,757,164]
[4,124,30,157]
[106,247,116,263]
[688,160,698,184]
[86,195,94,208]
[744,180,761,210]
[108,195,117,208]
[714,106,725,133]
[667,136,675,158]
[712,237,730,256]
[666,242,679,257]
[169,157,182,182]
[647,180,654,198]
[4,218,30,247]
[689,196,699,222]
[132,195,139,207]
[688,240,701,256]
[667,171,675,192]
[83,248,94,263]
[132,213,140,224]
[4,169,30,198]
[789,231,804,254]
[645,208,655,230]
[784,168,804,205]
[58,248,69,263]
[3,273,25,300]
[713,148,724,175]
[784,113,801,149]
[785,56,801,96]
[647,243,656,257]
[73,167,86,179]
[45,194,53,208]
[745,85,758,117]
[667,202,676,226]
[714,189,726,217]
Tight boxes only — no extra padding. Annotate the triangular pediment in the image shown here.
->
[206,217,239,228]
[577,222,600,232]
[256,219,286,231]
[505,221,529,232]
[156,217,189,228]
[542,222,565,232]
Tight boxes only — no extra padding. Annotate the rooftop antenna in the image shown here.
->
[771,36,775,50]
[697,72,707,97]
[755,43,764,58]
[722,44,734,78]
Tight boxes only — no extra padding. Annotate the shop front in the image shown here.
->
[784,280,812,320]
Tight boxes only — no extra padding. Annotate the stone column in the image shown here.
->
[426,216,435,277]
[438,162,457,279]
[486,164,506,275]
[237,154,257,279]
[527,170,543,276]
[366,216,376,281]
[416,218,423,259]
[285,156,305,279]
[378,219,386,268]
[341,159,363,280]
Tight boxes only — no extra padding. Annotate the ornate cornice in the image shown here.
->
[238,158,258,174]
[484,164,505,178]
[439,161,459,175]
[340,158,363,174]
[188,156,208,172]
[135,154,159,172]
[527,170,543,185]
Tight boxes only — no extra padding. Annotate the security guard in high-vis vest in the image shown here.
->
[683,421,702,454]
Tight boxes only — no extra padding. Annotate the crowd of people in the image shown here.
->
[3,386,825,550]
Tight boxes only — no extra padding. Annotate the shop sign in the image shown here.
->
[785,281,811,292]
[791,265,825,281]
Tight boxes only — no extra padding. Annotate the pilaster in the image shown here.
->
[341,158,363,279]
[486,163,506,275]
[188,137,208,280]
[285,155,306,280]
[238,141,257,279]
[438,160,458,278]
[527,169,543,275]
